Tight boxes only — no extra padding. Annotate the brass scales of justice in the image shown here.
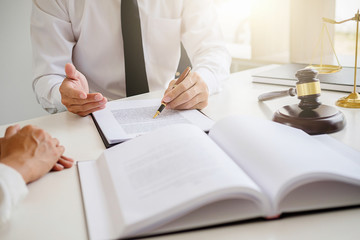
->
[259,10,360,134]
[310,9,360,108]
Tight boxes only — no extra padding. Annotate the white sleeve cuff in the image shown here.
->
[33,75,67,114]
[0,163,28,225]
[195,67,222,95]
[51,84,67,113]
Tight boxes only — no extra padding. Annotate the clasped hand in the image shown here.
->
[0,125,74,183]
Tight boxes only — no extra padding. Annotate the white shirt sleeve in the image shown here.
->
[31,0,74,113]
[182,0,231,95]
[0,163,28,225]
[31,0,231,113]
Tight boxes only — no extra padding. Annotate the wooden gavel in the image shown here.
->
[261,68,345,135]
[258,68,322,110]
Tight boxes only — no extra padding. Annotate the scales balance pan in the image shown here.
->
[307,10,360,108]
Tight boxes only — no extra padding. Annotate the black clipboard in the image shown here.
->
[91,109,212,149]
[91,113,117,149]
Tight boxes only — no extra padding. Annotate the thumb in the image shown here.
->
[65,63,79,80]
[163,80,177,96]
[4,124,21,138]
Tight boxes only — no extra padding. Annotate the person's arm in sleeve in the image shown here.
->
[0,163,28,225]
[31,0,107,115]
[31,0,74,113]
[162,0,231,110]
[182,0,231,95]
[0,125,74,225]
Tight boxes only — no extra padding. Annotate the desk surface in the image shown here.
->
[1,66,359,240]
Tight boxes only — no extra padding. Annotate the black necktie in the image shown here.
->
[121,0,149,97]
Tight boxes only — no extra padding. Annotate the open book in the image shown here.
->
[91,99,214,147]
[78,115,360,239]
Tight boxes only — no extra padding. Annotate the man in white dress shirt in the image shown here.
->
[0,125,73,224]
[31,0,230,116]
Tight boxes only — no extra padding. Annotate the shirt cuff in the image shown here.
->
[51,84,67,113]
[194,67,222,95]
[33,76,67,114]
[0,163,28,225]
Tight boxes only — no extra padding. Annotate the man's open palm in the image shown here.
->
[59,63,107,116]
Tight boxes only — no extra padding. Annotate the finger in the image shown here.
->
[60,155,75,163]
[192,101,208,110]
[4,124,21,138]
[51,163,64,171]
[175,67,192,85]
[56,145,65,157]
[67,98,107,115]
[65,63,81,81]
[171,92,202,109]
[20,125,42,136]
[60,80,87,100]
[168,79,209,109]
[167,89,197,109]
[57,156,74,168]
[164,80,177,96]
[52,138,60,147]
[62,93,105,106]
[76,105,108,117]
[31,128,48,141]
[162,75,197,104]
[169,75,209,109]
[175,97,208,110]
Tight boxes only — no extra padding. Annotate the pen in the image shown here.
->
[153,66,191,118]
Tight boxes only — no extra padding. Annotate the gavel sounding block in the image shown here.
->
[273,104,345,135]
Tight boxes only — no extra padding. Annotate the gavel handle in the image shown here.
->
[258,88,296,101]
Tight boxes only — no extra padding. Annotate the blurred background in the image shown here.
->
[0,0,359,125]
[215,0,360,69]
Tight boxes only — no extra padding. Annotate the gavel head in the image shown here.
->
[295,68,321,110]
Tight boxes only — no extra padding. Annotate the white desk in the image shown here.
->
[1,66,359,240]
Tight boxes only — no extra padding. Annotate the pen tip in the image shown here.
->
[153,112,159,119]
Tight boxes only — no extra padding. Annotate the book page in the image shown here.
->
[78,159,125,240]
[111,106,189,134]
[92,99,214,144]
[98,124,267,238]
[208,115,360,215]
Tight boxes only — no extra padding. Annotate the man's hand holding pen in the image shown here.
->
[153,67,209,118]
[162,70,209,110]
